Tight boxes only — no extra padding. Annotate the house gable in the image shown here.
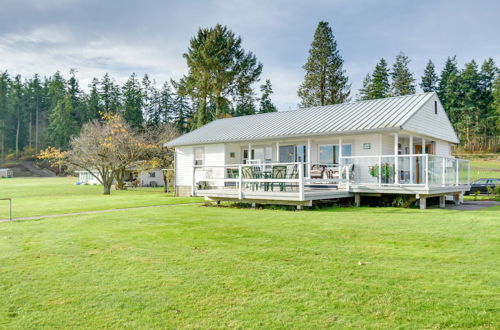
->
[401,93,459,144]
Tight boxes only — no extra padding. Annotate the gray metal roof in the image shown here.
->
[166,92,457,147]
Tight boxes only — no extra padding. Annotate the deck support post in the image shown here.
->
[354,193,361,207]
[439,195,446,209]
[453,194,460,205]
[298,163,304,201]
[251,202,256,208]
[419,196,427,210]
[296,204,303,210]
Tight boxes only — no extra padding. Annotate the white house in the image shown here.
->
[76,168,165,187]
[165,92,470,209]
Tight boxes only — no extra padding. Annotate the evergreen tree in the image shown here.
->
[0,72,10,159]
[99,73,121,113]
[234,92,256,117]
[420,59,439,92]
[357,74,372,100]
[437,56,460,119]
[390,52,416,96]
[8,75,27,158]
[84,78,101,122]
[180,24,262,127]
[67,69,85,126]
[458,60,482,144]
[478,58,498,137]
[122,73,144,128]
[298,21,350,107]
[368,59,390,99]
[258,79,277,113]
[492,74,500,134]
[159,82,175,124]
[47,95,78,149]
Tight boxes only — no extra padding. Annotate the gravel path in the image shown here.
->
[0,202,202,223]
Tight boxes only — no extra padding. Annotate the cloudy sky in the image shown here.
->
[1,0,499,110]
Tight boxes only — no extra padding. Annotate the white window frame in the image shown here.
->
[194,147,204,167]
[317,143,352,164]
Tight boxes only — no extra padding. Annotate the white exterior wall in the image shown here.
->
[403,94,459,143]
[434,140,452,157]
[175,144,226,191]
[138,169,165,186]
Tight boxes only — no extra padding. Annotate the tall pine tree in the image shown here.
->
[122,73,143,128]
[357,74,372,100]
[368,58,390,99]
[258,79,277,113]
[390,52,416,96]
[437,56,460,120]
[298,21,350,107]
[420,59,439,92]
[47,95,78,149]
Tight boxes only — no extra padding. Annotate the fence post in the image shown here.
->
[425,155,429,189]
[238,164,243,200]
[442,157,446,186]
[378,155,382,187]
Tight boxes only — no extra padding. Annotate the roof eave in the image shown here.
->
[165,127,402,148]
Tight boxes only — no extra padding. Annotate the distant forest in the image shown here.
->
[0,22,499,160]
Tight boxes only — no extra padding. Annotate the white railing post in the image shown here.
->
[378,155,382,186]
[467,161,470,185]
[409,155,414,184]
[425,154,429,188]
[346,165,350,191]
[394,134,399,184]
[307,138,311,178]
[455,159,459,186]
[299,163,304,201]
[238,164,243,200]
[191,166,196,196]
[442,157,446,187]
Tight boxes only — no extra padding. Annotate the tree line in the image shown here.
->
[0,24,277,160]
[357,54,499,152]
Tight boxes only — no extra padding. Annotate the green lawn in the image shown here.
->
[0,203,499,328]
[0,177,202,218]
[459,154,500,181]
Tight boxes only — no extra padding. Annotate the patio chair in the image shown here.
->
[310,164,325,179]
[242,166,259,191]
[271,165,287,191]
[287,164,299,191]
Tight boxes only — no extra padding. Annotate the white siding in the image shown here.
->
[175,146,194,186]
[434,140,452,157]
[403,94,459,144]
[175,144,225,187]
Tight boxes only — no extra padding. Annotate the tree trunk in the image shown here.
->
[15,118,20,159]
[29,112,32,148]
[35,103,39,153]
[103,183,111,195]
[163,171,169,193]
[115,168,126,190]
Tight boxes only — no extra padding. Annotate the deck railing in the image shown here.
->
[192,155,470,200]
[340,154,470,187]
[192,162,349,200]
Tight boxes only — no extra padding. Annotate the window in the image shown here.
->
[434,101,438,114]
[279,145,295,163]
[149,172,156,178]
[194,147,204,166]
[318,144,352,164]
[473,179,488,184]
[363,143,371,149]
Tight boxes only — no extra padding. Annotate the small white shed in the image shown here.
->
[0,168,13,178]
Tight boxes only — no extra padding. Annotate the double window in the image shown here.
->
[243,147,272,164]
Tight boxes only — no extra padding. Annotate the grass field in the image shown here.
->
[0,177,202,218]
[0,178,499,328]
[461,154,500,181]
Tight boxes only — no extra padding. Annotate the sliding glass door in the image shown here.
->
[318,144,352,164]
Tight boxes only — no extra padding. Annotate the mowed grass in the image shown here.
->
[0,204,499,328]
[0,177,202,218]
[462,154,500,181]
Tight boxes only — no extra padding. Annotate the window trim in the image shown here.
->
[193,147,204,167]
